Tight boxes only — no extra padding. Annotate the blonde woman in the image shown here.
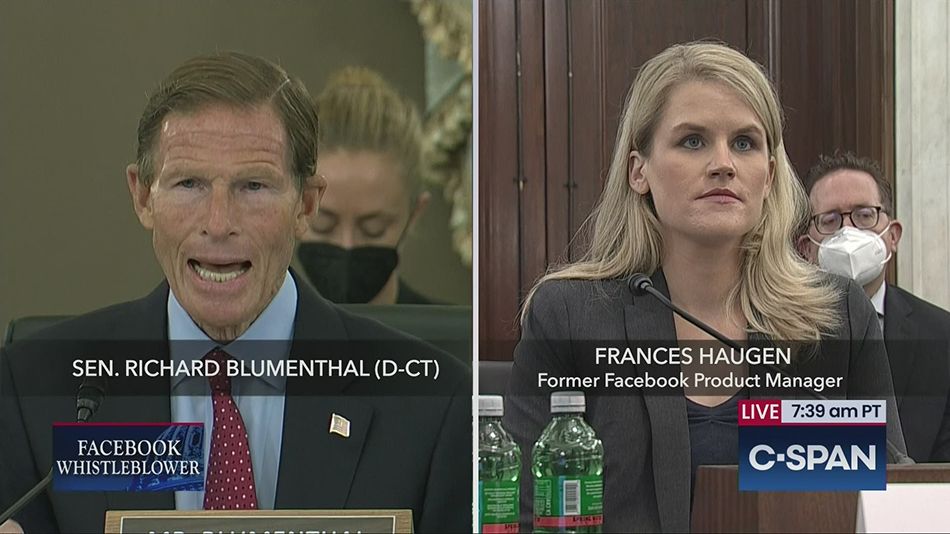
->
[297,67,432,304]
[503,42,905,532]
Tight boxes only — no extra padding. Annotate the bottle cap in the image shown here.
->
[551,391,586,413]
[479,395,504,417]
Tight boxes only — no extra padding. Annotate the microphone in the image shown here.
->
[629,274,743,351]
[628,272,914,464]
[76,376,106,423]
[0,377,108,526]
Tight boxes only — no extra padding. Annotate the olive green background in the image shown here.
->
[0,0,472,333]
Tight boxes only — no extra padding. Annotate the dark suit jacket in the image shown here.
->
[0,277,471,533]
[504,271,905,533]
[884,284,950,462]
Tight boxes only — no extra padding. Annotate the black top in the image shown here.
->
[686,388,748,492]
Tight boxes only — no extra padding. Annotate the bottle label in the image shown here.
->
[534,475,604,528]
[479,480,520,533]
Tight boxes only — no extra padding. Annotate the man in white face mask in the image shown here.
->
[797,155,901,298]
[798,152,950,463]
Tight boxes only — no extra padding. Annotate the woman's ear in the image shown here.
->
[764,156,776,198]
[628,150,650,194]
[407,191,431,231]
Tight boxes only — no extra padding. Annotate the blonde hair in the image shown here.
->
[525,42,839,341]
[315,66,424,198]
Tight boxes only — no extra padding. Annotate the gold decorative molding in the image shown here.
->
[411,0,473,267]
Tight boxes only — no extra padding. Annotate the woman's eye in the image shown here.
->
[734,136,754,151]
[361,226,387,239]
[311,215,335,234]
[681,135,703,149]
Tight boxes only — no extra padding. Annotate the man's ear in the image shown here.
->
[127,164,154,230]
[885,218,903,254]
[628,150,650,194]
[295,173,327,238]
[795,234,817,262]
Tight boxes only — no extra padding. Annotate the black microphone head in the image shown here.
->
[628,273,653,295]
[76,376,107,423]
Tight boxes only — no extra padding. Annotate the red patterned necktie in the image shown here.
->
[202,348,259,510]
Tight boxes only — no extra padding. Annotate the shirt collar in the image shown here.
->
[167,271,297,390]
[870,280,886,318]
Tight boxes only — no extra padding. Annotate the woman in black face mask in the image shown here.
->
[297,66,434,304]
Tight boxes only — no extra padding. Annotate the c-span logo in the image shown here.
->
[738,400,886,491]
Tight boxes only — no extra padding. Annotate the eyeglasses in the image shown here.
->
[811,206,885,235]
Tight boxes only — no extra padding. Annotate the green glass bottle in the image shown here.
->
[532,391,604,533]
[479,395,521,533]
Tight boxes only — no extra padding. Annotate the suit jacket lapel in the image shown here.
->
[623,271,690,533]
[101,395,175,512]
[275,273,372,507]
[104,282,176,512]
[275,394,373,508]
[884,284,915,401]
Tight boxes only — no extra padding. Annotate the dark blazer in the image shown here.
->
[504,271,905,533]
[0,277,471,533]
[884,284,950,462]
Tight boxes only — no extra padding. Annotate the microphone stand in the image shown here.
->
[0,471,52,526]
[0,377,107,525]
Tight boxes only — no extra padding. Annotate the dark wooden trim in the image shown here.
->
[518,0,548,300]
[544,0,571,267]
[478,0,521,357]
[566,0,606,260]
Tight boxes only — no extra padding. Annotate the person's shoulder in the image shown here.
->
[888,284,950,334]
[1,286,165,393]
[322,301,470,384]
[529,277,627,310]
[817,272,865,312]
[819,271,855,296]
[12,285,165,343]
[332,303,431,343]
[805,272,872,340]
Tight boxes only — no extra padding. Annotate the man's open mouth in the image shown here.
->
[188,259,251,283]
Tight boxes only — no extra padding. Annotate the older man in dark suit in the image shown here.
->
[798,151,950,462]
[0,52,470,533]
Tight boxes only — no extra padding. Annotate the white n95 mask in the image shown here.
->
[809,225,891,286]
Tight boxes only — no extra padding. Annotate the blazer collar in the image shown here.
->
[622,269,691,533]
[883,283,914,338]
[276,269,373,508]
[99,282,174,511]
[883,284,916,399]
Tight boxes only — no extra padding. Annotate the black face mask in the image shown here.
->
[297,242,399,304]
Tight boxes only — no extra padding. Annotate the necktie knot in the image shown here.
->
[203,349,232,395]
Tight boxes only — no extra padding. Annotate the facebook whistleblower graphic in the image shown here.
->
[738,399,887,491]
[52,423,203,491]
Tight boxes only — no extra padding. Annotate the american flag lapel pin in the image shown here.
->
[329,413,351,438]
